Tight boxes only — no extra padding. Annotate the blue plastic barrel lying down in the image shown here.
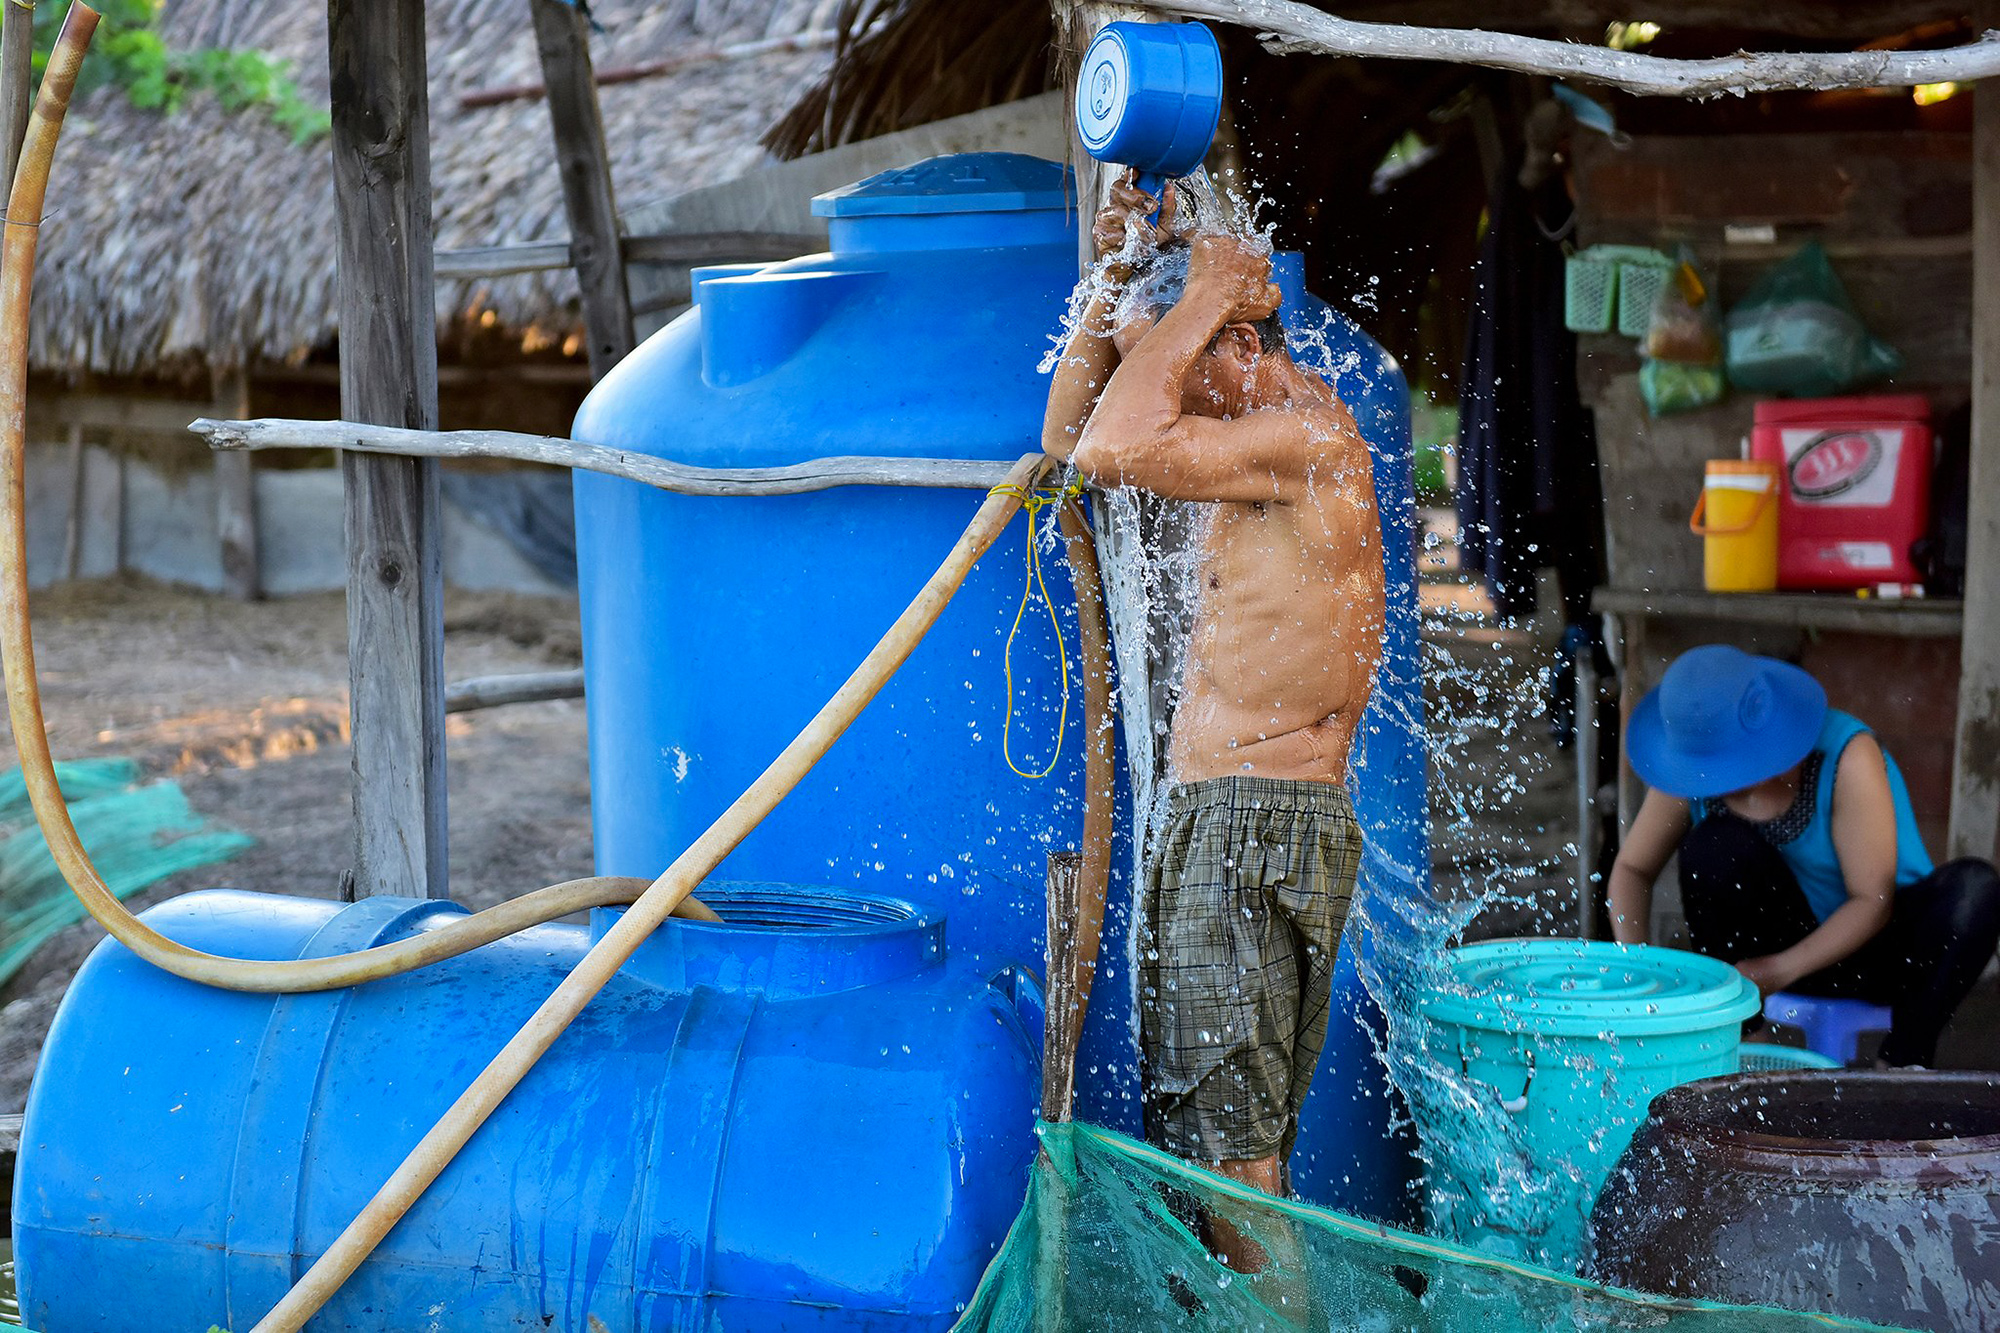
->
[13,886,1041,1332]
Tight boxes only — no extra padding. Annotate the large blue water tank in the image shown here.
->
[1269,254,1433,1221]
[572,153,1140,1127]
[570,151,1430,1207]
[14,886,1039,1331]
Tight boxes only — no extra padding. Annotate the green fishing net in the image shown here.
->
[0,758,253,986]
[954,1120,1903,1333]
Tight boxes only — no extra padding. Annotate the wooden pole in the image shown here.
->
[59,422,81,580]
[1950,44,2000,863]
[0,0,33,188]
[213,369,259,600]
[1061,2,1184,829]
[190,415,1017,494]
[329,0,449,899]
[529,0,635,379]
[1041,850,1082,1123]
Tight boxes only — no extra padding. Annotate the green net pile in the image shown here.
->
[954,1120,1903,1333]
[0,757,253,986]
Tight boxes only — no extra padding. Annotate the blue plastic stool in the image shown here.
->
[1763,992,1893,1064]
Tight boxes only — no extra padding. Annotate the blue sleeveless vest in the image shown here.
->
[1694,709,1934,923]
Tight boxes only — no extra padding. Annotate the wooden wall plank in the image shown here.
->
[213,370,258,600]
[328,0,449,899]
[530,0,635,379]
[1950,62,2000,862]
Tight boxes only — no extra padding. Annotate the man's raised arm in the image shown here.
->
[1043,177,1180,463]
[1071,236,1314,505]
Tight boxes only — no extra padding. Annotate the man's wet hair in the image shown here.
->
[1120,238,1287,355]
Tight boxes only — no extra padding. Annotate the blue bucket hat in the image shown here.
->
[1627,645,1827,799]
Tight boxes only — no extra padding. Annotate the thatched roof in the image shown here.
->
[30,0,839,378]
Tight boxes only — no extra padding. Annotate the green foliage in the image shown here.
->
[33,0,328,143]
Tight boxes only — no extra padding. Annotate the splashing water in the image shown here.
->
[1056,163,1585,1261]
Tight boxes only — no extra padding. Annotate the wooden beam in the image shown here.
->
[444,668,584,713]
[1135,0,2000,96]
[1301,0,1967,39]
[329,0,450,900]
[1951,47,2000,863]
[212,369,258,600]
[190,416,1018,495]
[433,230,819,281]
[460,29,840,110]
[530,0,635,378]
[1592,588,1966,640]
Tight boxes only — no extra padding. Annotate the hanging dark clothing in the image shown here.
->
[1455,174,1603,622]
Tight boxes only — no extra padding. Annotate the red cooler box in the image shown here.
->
[1749,394,1932,589]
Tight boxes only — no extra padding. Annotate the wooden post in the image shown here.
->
[1575,649,1598,938]
[530,0,636,379]
[58,422,82,579]
[1061,3,1185,828]
[1950,49,2000,863]
[329,0,450,899]
[213,369,259,600]
[1041,851,1083,1123]
[0,0,33,187]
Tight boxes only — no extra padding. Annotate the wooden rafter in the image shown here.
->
[1130,0,2000,96]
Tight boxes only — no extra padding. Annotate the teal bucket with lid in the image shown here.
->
[1416,940,1759,1272]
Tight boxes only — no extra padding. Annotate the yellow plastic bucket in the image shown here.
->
[1690,459,1779,593]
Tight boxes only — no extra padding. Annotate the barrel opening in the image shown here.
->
[1691,1074,2000,1143]
[694,883,924,932]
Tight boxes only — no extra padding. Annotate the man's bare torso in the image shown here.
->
[1167,392,1385,785]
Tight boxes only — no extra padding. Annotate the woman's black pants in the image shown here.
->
[1677,813,2000,1067]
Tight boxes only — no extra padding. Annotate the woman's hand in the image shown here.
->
[1187,233,1281,325]
[1734,954,1802,998]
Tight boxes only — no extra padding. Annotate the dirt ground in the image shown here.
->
[0,578,594,1114]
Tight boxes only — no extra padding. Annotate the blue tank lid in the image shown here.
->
[811,152,1076,254]
[812,151,1073,217]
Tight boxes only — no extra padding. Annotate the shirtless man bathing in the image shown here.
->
[1042,176,1385,1219]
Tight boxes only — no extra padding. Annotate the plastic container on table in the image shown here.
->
[1689,458,1780,592]
[1416,939,1759,1273]
[1748,394,1933,589]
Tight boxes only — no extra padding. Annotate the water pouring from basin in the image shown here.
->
[1073,20,1224,219]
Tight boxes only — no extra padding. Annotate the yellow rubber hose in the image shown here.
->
[0,4,716,996]
[251,450,1052,1331]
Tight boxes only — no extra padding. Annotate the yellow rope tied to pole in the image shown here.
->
[988,477,1085,779]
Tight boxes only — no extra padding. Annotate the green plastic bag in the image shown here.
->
[954,1120,1910,1333]
[1725,241,1901,397]
[1640,249,1727,417]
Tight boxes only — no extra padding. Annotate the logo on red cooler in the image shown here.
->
[1789,430,1883,499]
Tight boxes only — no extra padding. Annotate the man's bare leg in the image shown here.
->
[1210,1153,1311,1326]
[1210,1155,1283,1272]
